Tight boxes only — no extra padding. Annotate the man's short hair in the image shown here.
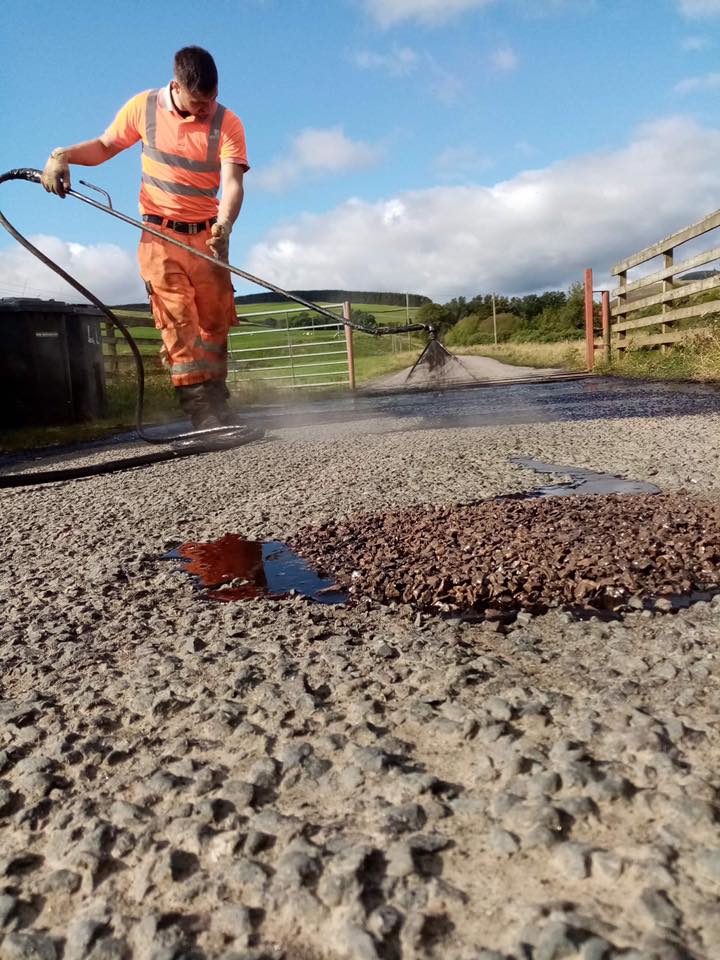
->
[174,46,218,94]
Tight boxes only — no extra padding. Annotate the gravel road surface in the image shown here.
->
[2,377,720,960]
[364,350,565,390]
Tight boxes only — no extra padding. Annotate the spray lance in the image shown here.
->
[0,167,445,487]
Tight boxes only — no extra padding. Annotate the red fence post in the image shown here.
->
[584,268,595,371]
[343,301,356,390]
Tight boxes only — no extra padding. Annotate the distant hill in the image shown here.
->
[677,270,720,281]
[111,290,431,311]
[233,290,431,308]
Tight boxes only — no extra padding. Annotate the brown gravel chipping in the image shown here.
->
[290,493,720,615]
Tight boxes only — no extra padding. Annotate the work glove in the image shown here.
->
[207,220,231,261]
[40,148,71,198]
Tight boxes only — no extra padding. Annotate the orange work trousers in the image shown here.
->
[137,223,236,387]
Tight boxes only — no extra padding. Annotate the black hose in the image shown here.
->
[0,169,263,487]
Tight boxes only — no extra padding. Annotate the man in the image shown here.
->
[40,46,248,429]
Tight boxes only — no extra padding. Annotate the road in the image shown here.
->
[1,376,720,959]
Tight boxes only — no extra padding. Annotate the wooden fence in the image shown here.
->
[605,208,720,356]
[103,315,162,377]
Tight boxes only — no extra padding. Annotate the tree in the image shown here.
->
[416,302,455,334]
[445,296,469,323]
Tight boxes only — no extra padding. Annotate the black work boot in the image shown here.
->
[175,383,222,430]
[205,379,243,426]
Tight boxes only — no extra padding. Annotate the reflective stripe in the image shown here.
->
[195,336,226,354]
[145,89,159,147]
[142,144,220,173]
[171,359,227,375]
[207,105,226,163]
[142,173,219,198]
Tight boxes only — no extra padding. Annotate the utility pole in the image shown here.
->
[492,294,498,345]
[406,292,411,350]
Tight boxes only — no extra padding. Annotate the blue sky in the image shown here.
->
[3,0,720,303]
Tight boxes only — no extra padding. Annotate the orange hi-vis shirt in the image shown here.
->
[103,84,249,221]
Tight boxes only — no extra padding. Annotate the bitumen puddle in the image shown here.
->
[162,533,346,604]
[509,457,660,497]
[163,459,663,607]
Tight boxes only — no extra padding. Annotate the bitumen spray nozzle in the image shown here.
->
[404,324,478,385]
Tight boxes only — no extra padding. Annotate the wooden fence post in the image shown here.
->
[616,270,627,352]
[104,321,119,378]
[661,249,674,354]
[343,301,356,390]
[602,290,611,363]
[584,268,595,371]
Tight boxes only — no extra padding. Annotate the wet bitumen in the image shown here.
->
[510,457,660,497]
[162,533,346,604]
[162,458,661,605]
[5,377,720,468]
[246,376,720,434]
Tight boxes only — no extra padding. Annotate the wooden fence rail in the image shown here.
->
[606,207,720,354]
[102,315,161,378]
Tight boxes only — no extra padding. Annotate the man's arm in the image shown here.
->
[41,134,124,198]
[218,161,245,226]
[62,134,124,166]
[208,162,245,260]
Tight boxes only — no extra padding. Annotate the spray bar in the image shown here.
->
[6,168,433,339]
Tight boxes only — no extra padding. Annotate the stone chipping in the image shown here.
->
[289,494,720,616]
[2,384,720,959]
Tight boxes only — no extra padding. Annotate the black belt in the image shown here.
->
[142,214,217,235]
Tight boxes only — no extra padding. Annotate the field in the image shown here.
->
[109,300,426,390]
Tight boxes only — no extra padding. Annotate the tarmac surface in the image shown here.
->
[2,375,720,959]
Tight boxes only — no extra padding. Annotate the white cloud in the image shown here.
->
[253,127,381,192]
[353,45,420,76]
[681,34,711,49]
[490,45,519,71]
[363,0,496,27]
[674,71,720,93]
[0,235,145,305]
[434,145,493,178]
[424,54,463,102]
[362,0,595,26]
[679,0,720,14]
[246,116,720,301]
[352,45,461,102]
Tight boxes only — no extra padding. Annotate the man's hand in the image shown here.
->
[40,148,71,198]
[207,220,231,261]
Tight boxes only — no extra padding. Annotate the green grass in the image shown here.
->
[0,373,177,454]
[596,324,720,383]
[454,339,586,371]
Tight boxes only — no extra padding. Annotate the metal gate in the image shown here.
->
[227,301,355,390]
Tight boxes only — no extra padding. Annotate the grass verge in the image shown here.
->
[454,339,586,371]
[0,375,177,454]
[595,326,720,383]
